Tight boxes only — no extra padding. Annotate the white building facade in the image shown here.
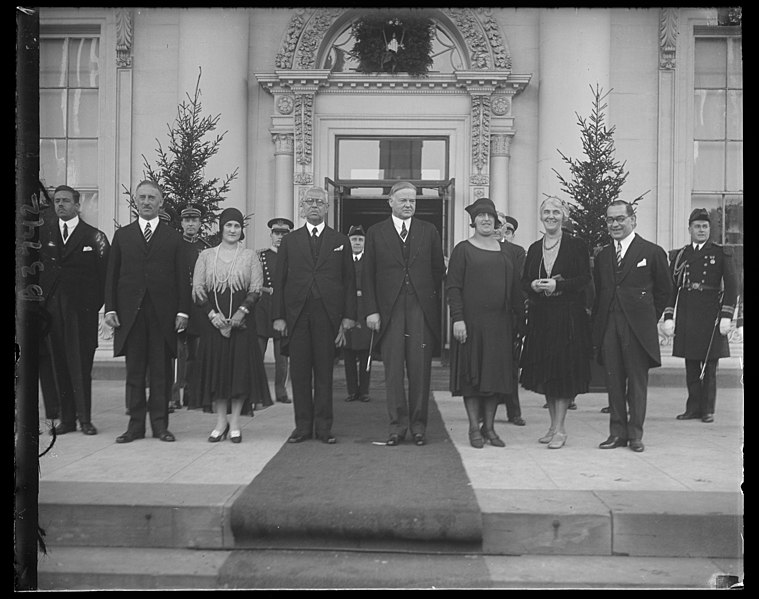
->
[38,7,742,349]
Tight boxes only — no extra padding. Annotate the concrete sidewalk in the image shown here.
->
[35,357,744,589]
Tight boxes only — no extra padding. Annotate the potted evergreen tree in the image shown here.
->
[552,84,649,391]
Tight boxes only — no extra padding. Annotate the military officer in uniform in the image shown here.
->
[170,204,212,410]
[340,225,373,403]
[255,217,294,406]
[662,208,739,423]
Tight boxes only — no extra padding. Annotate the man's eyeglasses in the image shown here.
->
[303,198,326,206]
[605,215,630,225]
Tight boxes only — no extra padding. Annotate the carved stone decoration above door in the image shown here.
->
[260,8,531,206]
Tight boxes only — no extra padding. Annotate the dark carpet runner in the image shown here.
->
[229,372,482,550]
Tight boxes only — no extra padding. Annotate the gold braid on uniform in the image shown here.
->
[672,246,688,289]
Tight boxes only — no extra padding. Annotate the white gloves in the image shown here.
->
[719,317,731,336]
[662,319,675,337]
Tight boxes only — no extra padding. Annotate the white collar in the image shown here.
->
[307,221,325,236]
[693,242,704,251]
[615,231,636,257]
[60,215,79,235]
[353,251,363,261]
[392,214,411,235]
[139,216,159,232]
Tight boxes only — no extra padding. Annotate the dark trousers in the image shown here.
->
[123,294,172,436]
[344,348,370,397]
[288,296,335,439]
[39,301,96,425]
[684,358,719,416]
[171,333,199,405]
[258,336,289,401]
[380,291,434,437]
[601,310,650,441]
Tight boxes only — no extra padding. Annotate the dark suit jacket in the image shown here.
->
[39,218,110,347]
[104,220,191,357]
[271,224,357,338]
[592,233,672,368]
[363,217,445,344]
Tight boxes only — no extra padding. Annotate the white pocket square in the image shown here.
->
[333,245,343,252]
[83,246,93,252]
[637,258,646,267]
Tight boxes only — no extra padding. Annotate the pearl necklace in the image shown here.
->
[212,243,241,318]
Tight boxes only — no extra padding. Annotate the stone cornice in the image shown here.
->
[257,71,531,96]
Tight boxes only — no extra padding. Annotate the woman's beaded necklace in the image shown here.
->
[212,242,240,319]
[540,234,562,278]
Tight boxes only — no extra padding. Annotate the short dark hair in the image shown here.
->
[607,199,635,217]
[53,184,80,204]
[136,179,164,197]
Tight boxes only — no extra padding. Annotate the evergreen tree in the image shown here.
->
[553,84,648,255]
[122,67,239,239]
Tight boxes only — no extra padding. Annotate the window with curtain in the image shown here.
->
[39,34,101,226]
[692,31,742,291]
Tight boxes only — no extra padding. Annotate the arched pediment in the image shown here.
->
[275,8,512,73]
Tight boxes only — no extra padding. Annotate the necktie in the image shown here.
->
[615,241,622,267]
[62,223,69,242]
[310,227,318,257]
[144,222,153,243]
[400,221,408,241]
[354,255,358,262]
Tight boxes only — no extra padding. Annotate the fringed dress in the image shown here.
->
[188,244,273,414]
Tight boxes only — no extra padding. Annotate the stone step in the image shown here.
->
[36,546,744,590]
[39,481,742,559]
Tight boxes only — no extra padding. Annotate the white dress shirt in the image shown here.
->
[60,215,79,243]
[616,231,637,260]
[391,214,412,238]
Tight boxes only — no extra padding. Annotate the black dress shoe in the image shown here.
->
[359,394,370,402]
[600,406,610,413]
[51,422,77,436]
[676,412,701,420]
[568,402,577,410]
[116,431,145,443]
[599,435,628,449]
[629,439,645,452]
[386,434,401,446]
[157,431,176,442]
[413,434,426,446]
[319,435,336,444]
[701,414,714,423]
[508,417,526,426]
[80,422,98,436]
[276,396,291,404]
[288,432,311,443]
[344,393,359,402]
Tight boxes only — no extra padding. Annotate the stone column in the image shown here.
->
[490,133,513,214]
[538,9,611,209]
[177,9,249,216]
[272,133,294,221]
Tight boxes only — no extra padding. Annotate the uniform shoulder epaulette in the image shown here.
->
[668,248,680,262]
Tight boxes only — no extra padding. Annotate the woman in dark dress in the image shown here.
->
[190,208,272,443]
[448,198,524,448]
[520,196,592,449]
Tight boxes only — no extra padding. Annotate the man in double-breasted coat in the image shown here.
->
[662,208,739,423]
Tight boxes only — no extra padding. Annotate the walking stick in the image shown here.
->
[700,292,724,381]
[366,329,375,374]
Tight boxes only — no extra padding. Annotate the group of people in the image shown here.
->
[448,195,739,453]
[38,179,740,454]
